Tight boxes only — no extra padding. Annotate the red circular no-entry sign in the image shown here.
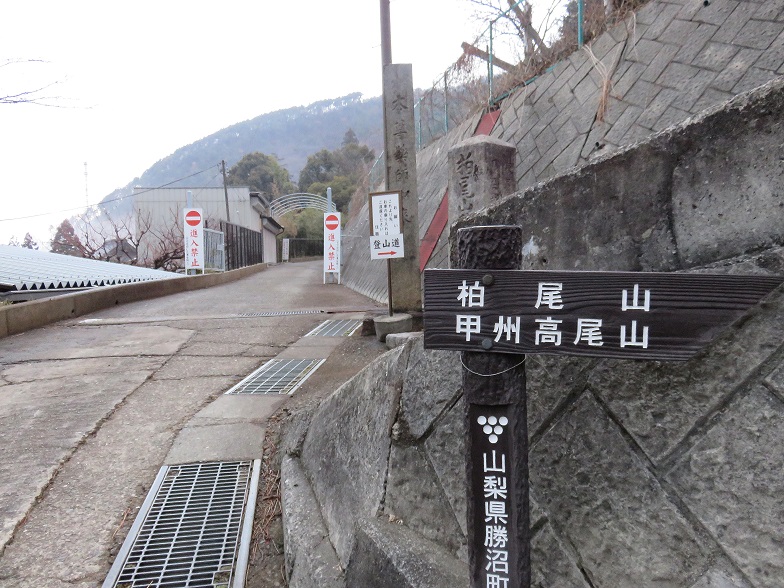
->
[325,214,339,231]
[185,210,202,227]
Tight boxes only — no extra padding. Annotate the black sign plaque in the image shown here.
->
[424,269,784,361]
[467,403,527,588]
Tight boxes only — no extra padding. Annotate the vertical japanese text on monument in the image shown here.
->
[387,87,414,223]
[456,151,479,214]
[455,280,653,349]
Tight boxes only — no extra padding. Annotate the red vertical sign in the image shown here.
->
[183,208,204,271]
[324,212,341,282]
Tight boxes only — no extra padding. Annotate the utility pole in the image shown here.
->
[84,162,89,208]
[380,0,392,67]
[380,0,394,315]
[221,160,231,224]
[221,160,232,270]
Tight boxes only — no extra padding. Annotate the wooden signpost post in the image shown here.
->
[423,225,784,588]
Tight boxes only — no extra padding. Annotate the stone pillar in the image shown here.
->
[383,63,421,312]
[448,135,517,227]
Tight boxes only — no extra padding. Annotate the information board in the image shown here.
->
[369,191,404,259]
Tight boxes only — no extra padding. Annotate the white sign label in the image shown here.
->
[282,238,290,262]
[370,233,404,260]
[324,213,341,276]
[370,191,402,236]
[183,207,204,271]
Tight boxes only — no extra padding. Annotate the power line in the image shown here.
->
[0,164,221,223]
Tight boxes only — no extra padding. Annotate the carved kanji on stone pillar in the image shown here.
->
[448,136,517,228]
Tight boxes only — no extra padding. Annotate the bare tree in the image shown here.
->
[464,0,625,93]
[56,202,224,273]
[68,207,150,264]
[138,207,186,272]
[466,0,551,60]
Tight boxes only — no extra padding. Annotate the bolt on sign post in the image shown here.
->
[324,212,341,284]
[422,225,784,588]
[369,190,404,315]
[183,208,204,275]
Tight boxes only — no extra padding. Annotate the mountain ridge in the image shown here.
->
[100,93,383,214]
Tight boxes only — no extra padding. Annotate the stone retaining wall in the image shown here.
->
[283,76,784,586]
[340,0,784,299]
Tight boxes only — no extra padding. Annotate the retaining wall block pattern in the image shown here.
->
[396,337,462,441]
[384,443,465,555]
[667,386,784,588]
[490,0,784,192]
[589,287,784,463]
[423,396,467,537]
[299,343,411,566]
[671,104,784,266]
[530,523,592,588]
[300,0,784,584]
[530,393,712,587]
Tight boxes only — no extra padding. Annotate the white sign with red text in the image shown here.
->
[324,212,341,279]
[184,208,204,271]
[370,234,405,259]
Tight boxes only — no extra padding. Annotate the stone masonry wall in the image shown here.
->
[492,0,784,188]
[340,0,784,300]
[283,76,784,586]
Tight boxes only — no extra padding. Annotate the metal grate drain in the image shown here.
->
[225,358,326,395]
[103,460,260,588]
[235,310,323,317]
[305,319,363,337]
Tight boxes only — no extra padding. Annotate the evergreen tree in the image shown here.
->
[21,233,39,250]
[227,152,295,197]
[297,129,375,213]
[50,219,86,257]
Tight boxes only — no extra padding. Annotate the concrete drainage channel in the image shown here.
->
[102,461,260,588]
[225,359,326,396]
[103,317,363,587]
[304,319,363,338]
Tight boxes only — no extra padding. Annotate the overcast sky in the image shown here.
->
[0,0,529,246]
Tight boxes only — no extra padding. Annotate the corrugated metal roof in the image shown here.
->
[0,245,183,292]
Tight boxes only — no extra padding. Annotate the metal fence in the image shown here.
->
[219,221,265,271]
[204,228,225,272]
[367,0,619,184]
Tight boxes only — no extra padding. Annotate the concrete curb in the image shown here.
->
[282,455,345,588]
[0,263,268,339]
[345,517,467,588]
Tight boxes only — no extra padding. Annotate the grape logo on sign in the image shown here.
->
[478,415,508,444]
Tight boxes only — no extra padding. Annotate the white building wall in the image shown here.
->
[263,229,278,264]
[133,187,258,232]
[133,186,260,268]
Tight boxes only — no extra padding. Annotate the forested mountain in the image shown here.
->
[100,93,383,213]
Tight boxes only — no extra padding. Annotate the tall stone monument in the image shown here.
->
[383,63,421,312]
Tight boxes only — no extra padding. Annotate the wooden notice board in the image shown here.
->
[423,269,784,361]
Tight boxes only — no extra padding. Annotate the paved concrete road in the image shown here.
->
[0,261,382,587]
